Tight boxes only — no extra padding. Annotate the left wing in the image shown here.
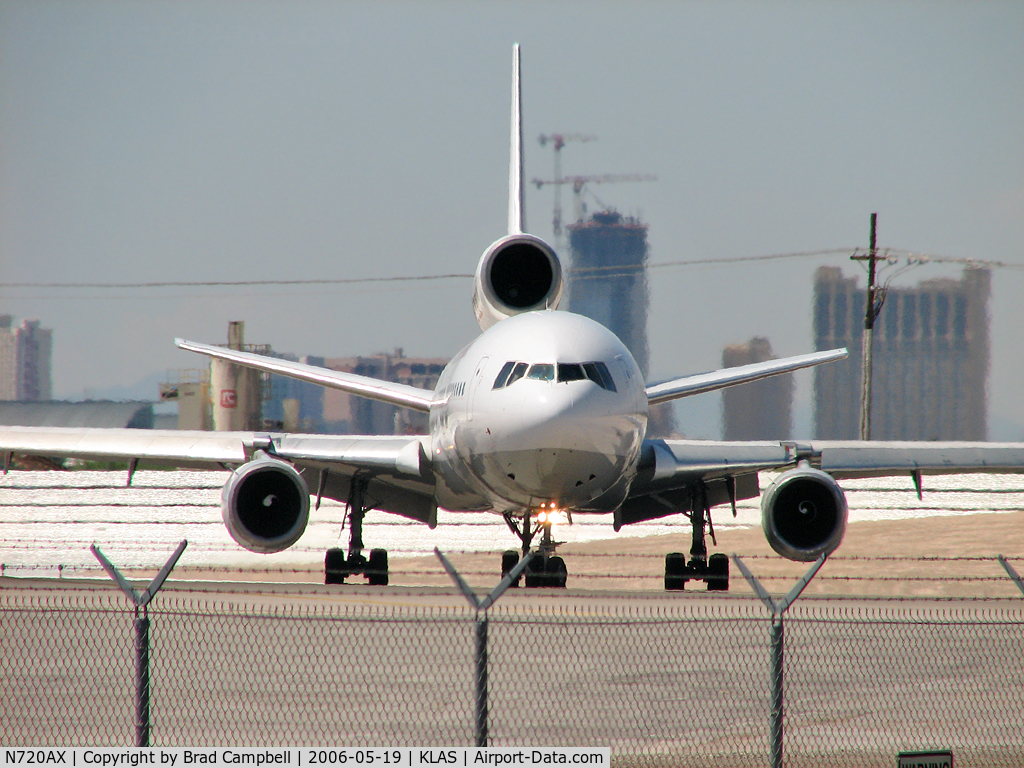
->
[646,348,848,404]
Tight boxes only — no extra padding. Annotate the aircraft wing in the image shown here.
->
[645,348,848,404]
[618,437,1024,527]
[176,339,435,412]
[0,427,437,523]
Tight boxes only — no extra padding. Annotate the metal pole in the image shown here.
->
[475,615,489,747]
[135,615,151,747]
[856,213,878,440]
[91,541,187,749]
[769,617,784,768]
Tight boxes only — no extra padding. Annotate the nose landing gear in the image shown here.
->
[501,510,568,588]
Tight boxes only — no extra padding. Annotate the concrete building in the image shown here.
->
[0,316,53,401]
[721,337,793,440]
[159,369,212,430]
[0,401,153,429]
[813,266,990,440]
[320,349,446,435]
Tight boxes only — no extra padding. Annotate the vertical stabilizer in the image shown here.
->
[508,44,524,235]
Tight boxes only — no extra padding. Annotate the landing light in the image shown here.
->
[536,508,569,526]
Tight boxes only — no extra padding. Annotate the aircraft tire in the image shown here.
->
[664,552,687,591]
[545,555,567,589]
[707,553,729,591]
[325,548,348,585]
[367,548,389,586]
[525,557,549,588]
[501,550,521,586]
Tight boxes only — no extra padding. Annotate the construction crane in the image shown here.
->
[531,174,658,234]
[537,134,597,252]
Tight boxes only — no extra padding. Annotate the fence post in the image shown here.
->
[475,615,489,745]
[92,540,187,747]
[435,548,534,747]
[733,553,827,768]
[998,555,1024,597]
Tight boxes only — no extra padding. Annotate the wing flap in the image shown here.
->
[176,339,434,412]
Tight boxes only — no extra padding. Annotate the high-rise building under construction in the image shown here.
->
[566,211,650,377]
[566,211,675,436]
[813,266,990,440]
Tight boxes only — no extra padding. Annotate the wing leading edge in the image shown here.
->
[176,339,434,412]
[646,348,848,405]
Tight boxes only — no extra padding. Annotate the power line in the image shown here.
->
[0,273,474,290]
[1,249,1018,293]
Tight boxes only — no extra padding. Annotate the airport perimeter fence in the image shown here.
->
[3,583,1024,767]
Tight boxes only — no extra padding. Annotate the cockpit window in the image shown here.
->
[526,363,555,381]
[583,362,617,392]
[492,361,516,389]
[494,360,616,391]
[557,363,586,382]
[507,362,528,386]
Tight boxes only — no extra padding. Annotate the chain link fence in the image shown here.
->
[3,582,1024,766]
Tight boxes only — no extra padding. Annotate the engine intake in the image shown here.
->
[473,234,562,330]
[761,465,848,562]
[221,456,310,553]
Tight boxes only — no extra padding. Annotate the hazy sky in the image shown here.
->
[2,1,1022,438]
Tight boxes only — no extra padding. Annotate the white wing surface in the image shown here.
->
[176,339,434,412]
[645,348,848,404]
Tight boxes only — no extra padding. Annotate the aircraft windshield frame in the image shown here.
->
[493,360,616,391]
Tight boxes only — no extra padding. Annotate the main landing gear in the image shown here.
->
[325,475,389,586]
[664,487,729,591]
[501,510,568,589]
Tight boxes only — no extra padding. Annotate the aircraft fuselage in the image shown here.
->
[430,310,648,518]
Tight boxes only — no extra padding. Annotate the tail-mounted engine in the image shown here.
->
[761,465,848,562]
[221,454,310,554]
[472,234,563,331]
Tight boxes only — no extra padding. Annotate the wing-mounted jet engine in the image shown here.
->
[761,464,848,562]
[472,233,563,331]
[221,452,311,554]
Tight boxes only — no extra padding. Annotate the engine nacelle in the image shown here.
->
[761,465,848,562]
[221,456,310,554]
[472,234,563,331]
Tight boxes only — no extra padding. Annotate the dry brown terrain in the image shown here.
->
[167,511,1024,599]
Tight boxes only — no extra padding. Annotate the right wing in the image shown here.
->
[176,339,435,412]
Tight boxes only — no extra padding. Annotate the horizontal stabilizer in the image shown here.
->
[176,338,434,412]
[645,348,848,405]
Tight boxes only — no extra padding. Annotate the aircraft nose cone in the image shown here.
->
[478,383,643,504]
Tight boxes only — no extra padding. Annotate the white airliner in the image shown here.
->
[3,46,1024,589]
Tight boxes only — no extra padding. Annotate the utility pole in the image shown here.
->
[851,213,880,440]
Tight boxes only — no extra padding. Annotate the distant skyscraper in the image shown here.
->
[813,266,990,440]
[566,211,650,377]
[721,337,793,440]
[0,316,53,401]
[566,210,676,436]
